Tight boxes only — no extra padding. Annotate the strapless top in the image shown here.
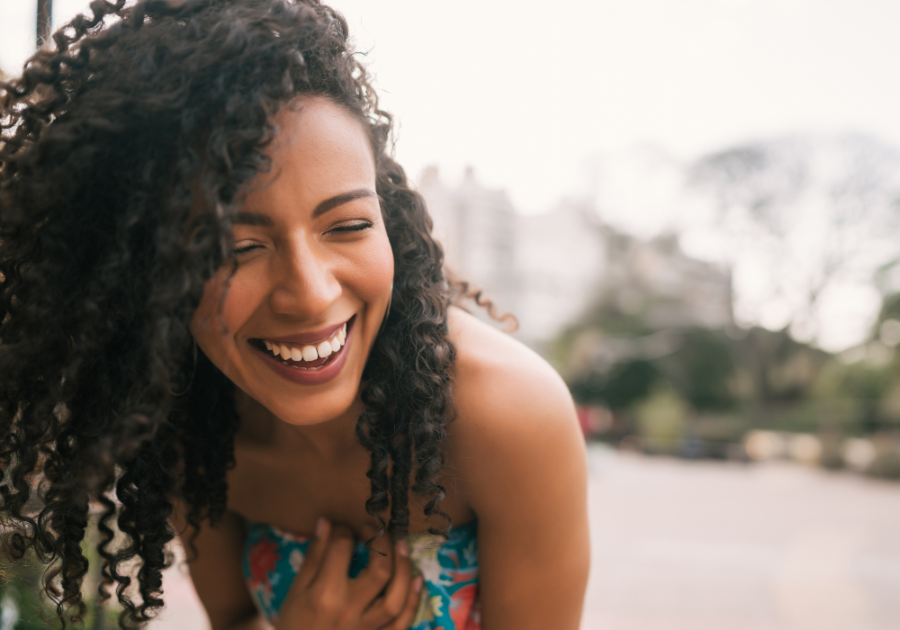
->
[242,520,480,629]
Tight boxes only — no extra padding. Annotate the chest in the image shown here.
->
[226,437,474,536]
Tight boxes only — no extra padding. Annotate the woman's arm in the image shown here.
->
[451,312,590,629]
[171,507,270,630]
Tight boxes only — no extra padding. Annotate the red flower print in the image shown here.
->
[449,583,479,629]
[248,534,282,590]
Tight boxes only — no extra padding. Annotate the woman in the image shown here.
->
[0,1,589,629]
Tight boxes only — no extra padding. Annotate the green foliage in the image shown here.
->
[569,359,660,409]
[811,357,900,434]
[0,516,122,629]
[659,328,737,410]
[0,554,55,630]
[566,327,738,412]
[633,384,689,452]
[556,238,900,457]
[0,549,58,629]
[877,292,900,323]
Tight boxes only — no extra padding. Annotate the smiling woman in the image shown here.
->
[0,2,589,630]
[192,101,394,408]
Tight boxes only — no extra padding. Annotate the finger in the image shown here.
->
[364,539,413,627]
[349,526,393,608]
[379,575,424,630]
[314,523,355,587]
[380,540,413,613]
[294,516,330,591]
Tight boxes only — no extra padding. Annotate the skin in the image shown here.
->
[176,97,590,630]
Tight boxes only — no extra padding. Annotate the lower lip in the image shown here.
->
[252,321,354,386]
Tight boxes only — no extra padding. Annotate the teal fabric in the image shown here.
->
[242,520,480,629]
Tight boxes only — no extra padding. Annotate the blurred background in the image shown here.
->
[3,0,900,628]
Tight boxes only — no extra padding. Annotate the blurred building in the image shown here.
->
[420,166,733,348]
[601,231,733,330]
[420,166,519,325]
[419,166,607,347]
[514,198,607,344]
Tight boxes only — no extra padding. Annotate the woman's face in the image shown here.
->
[190,97,394,427]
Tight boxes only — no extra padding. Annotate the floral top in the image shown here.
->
[242,520,480,630]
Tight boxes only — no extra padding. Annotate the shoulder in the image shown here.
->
[444,308,590,626]
[445,307,584,506]
[448,306,577,435]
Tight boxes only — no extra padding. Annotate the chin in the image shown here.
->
[251,338,369,428]
[270,383,362,427]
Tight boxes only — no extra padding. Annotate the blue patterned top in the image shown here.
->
[242,520,480,629]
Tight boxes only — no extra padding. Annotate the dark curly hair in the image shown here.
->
[0,0,457,626]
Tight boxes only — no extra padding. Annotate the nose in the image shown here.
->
[267,237,342,320]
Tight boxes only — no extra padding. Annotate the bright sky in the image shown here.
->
[3,0,900,213]
[2,0,900,349]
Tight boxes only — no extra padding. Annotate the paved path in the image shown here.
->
[583,446,900,630]
[149,445,900,630]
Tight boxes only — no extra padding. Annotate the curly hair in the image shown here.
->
[0,0,457,626]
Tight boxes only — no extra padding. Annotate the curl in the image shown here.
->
[0,0,473,624]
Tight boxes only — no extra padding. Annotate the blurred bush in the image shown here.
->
[0,515,122,629]
[558,277,900,476]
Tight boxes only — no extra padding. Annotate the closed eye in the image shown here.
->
[328,220,373,234]
[232,243,263,255]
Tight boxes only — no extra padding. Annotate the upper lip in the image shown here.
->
[255,317,351,346]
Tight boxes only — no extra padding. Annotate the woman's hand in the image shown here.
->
[275,519,423,630]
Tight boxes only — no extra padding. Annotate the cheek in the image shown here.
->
[190,269,258,354]
[356,233,394,298]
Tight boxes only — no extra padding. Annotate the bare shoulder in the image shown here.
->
[446,307,584,505]
[445,307,589,628]
[448,305,577,438]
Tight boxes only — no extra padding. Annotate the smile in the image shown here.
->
[249,316,355,386]
[260,322,347,368]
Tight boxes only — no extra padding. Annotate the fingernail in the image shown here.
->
[412,576,423,592]
[315,517,329,540]
[396,539,409,557]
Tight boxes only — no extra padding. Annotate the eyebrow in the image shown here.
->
[233,188,377,226]
[311,188,377,218]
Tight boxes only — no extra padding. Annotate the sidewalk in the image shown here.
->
[581,445,900,630]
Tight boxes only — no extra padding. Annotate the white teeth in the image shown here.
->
[264,322,348,363]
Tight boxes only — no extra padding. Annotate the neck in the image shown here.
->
[235,389,365,460]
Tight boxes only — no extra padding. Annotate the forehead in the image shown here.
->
[237,97,376,212]
[273,97,374,178]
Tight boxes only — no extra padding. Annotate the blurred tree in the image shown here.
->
[633,384,689,453]
[878,292,900,320]
[735,327,826,405]
[0,552,51,629]
[0,516,119,628]
[569,358,660,410]
[558,230,739,417]
[657,328,736,411]
[689,134,900,346]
